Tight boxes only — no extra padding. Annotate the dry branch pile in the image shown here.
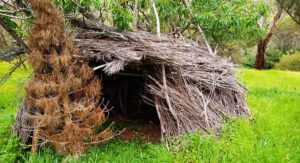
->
[72,21,250,140]
[15,0,111,156]
[14,0,250,155]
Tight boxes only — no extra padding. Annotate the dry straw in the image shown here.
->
[73,20,250,140]
[16,0,112,156]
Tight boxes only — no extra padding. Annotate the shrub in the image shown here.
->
[276,52,300,71]
[242,54,256,68]
[264,50,283,69]
[242,50,283,69]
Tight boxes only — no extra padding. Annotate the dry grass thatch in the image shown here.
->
[71,24,250,140]
[14,0,250,155]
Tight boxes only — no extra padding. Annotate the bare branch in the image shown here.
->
[0,8,30,15]
[0,46,26,61]
[133,0,139,28]
[151,0,160,37]
[0,59,25,85]
[183,0,215,56]
[0,17,29,49]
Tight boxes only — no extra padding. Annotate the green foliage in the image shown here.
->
[242,50,283,69]
[1,17,18,31]
[0,62,31,163]
[276,0,300,25]
[191,0,269,45]
[276,52,300,71]
[274,16,300,52]
[1,0,270,51]
[155,0,188,32]
[264,50,284,69]
[154,0,269,47]
[0,6,30,48]
[111,2,133,30]
[54,0,92,13]
[0,121,21,163]
[242,54,256,68]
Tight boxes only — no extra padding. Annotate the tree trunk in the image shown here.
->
[255,8,283,70]
[255,39,266,69]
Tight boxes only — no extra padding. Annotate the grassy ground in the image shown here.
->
[0,62,299,162]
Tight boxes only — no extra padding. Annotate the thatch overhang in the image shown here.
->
[70,21,250,140]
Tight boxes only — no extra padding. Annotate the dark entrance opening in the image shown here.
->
[93,62,161,141]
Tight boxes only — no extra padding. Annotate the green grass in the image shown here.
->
[0,62,299,163]
[0,62,32,163]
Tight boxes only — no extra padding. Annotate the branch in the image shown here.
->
[151,0,160,37]
[262,8,283,44]
[0,0,15,8]
[151,0,179,144]
[182,0,215,56]
[0,8,31,15]
[133,0,139,28]
[0,17,29,50]
[71,0,99,24]
[0,47,26,61]
[0,13,31,19]
[0,59,26,85]
[276,0,300,25]
[180,22,191,34]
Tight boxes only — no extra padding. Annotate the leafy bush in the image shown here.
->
[112,3,133,30]
[242,54,256,68]
[242,50,283,69]
[264,50,283,69]
[276,52,300,71]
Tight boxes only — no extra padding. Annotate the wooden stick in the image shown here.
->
[151,0,179,142]
[133,0,139,28]
[0,17,28,50]
[31,119,39,153]
[151,0,160,37]
[183,0,215,56]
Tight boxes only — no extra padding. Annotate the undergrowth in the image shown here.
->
[0,62,299,162]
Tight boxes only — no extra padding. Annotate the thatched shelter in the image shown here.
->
[14,0,250,154]
[15,20,250,140]
[85,28,250,131]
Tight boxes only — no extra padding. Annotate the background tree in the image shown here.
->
[273,16,300,53]
[276,0,300,25]
[255,8,283,70]
[146,0,269,50]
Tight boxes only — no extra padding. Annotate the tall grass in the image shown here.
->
[0,62,299,162]
[0,62,31,162]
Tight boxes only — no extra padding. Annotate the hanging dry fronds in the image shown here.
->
[21,0,111,156]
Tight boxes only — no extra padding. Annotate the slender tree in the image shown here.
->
[255,8,283,70]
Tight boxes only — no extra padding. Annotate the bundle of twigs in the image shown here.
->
[71,20,250,140]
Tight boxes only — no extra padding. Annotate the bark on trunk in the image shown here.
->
[255,40,266,69]
[255,8,283,70]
